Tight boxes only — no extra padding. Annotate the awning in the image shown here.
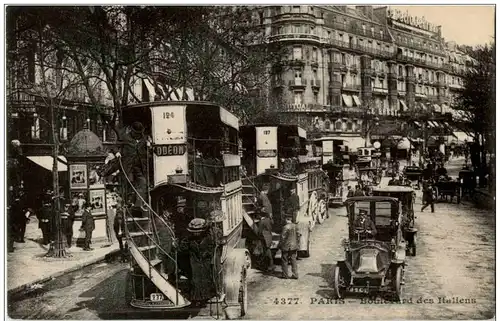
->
[433,104,441,113]
[342,136,366,151]
[352,95,362,107]
[399,100,408,111]
[397,138,411,150]
[431,121,441,128]
[27,156,68,172]
[427,121,436,128]
[342,94,353,107]
[414,121,421,127]
[219,107,239,130]
[298,127,307,139]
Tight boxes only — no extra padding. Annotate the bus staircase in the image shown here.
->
[240,175,281,261]
[120,160,225,318]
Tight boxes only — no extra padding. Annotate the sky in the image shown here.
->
[389,5,495,47]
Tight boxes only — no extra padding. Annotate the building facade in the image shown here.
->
[255,5,474,148]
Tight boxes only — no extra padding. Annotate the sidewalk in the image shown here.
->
[7,217,119,294]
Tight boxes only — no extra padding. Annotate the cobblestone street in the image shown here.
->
[8,185,495,319]
[245,183,495,319]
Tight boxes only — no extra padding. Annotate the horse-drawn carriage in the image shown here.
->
[403,166,423,189]
[100,101,249,318]
[334,196,407,301]
[372,186,417,256]
[434,178,462,204]
[314,137,346,206]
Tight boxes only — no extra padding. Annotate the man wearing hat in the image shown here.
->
[279,215,300,279]
[39,191,54,245]
[354,209,377,237]
[284,187,300,224]
[115,121,151,212]
[81,202,95,251]
[179,218,218,305]
[61,201,75,248]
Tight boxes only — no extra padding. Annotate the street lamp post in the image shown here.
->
[363,109,379,147]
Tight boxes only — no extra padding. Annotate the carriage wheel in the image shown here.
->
[333,265,347,299]
[308,192,318,229]
[316,199,327,224]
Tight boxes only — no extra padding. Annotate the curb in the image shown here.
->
[7,248,120,297]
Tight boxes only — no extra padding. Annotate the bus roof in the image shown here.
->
[313,137,347,143]
[240,124,307,138]
[121,100,239,130]
[372,186,414,193]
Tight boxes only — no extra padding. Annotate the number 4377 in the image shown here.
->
[273,298,300,305]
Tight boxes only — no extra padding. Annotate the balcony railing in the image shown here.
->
[341,83,361,92]
[395,54,445,70]
[268,33,321,43]
[281,103,330,113]
[349,64,359,73]
[310,79,321,89]
[285,58,305,67]
[272,12,317,24]
[372,87,389,94]
[326,39,394,58]
[288,79,307,88]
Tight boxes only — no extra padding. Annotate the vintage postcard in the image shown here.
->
[6,4,495,320]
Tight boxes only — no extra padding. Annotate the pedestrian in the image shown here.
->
[81,202,95,251]
[258,212,274,272]
[39,193,53,245]
[115,122,151,212]
[12,189,29,243]
[285,187,300,224]
[61,201,75,248]
[346,186,354,198]
[354,185,364,196]
[257,183,273,220]
[279,215,300,279]
[421,181,436,213]
[114,198,127,262]
[7,186,16,252]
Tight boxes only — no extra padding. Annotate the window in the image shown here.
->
[346,122,353,131]
[312,47,318,62]
[294,70,302,79]
[362,24,366,34]
[335,121,342,130]
[313,92,319,103]
[259,11,264,24]
[293,6,300,13]
[380,30,384,39]
[31,115,40,140]
[341,53,346,64]
[370,27,374,36]
[293,47,302,60]
[398,66,403,75]
[294,91,303,104]
[313,69,318,80]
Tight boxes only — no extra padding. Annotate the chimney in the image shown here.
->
[356,5,374,19]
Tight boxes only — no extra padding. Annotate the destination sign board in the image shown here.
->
[153,144,186,157]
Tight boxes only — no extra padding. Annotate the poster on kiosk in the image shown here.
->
[256,126,278,175]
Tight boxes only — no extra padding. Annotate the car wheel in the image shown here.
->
[393,266,403,302]
[333,265,346,299]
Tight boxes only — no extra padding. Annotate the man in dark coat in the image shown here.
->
[257,212,274,271]
[353,185,365,196]
[279,216,300,279]
[81,203,95,251]
[257,183,273,220]
[39,194,53,245]
[116,122,150,211]
[421,181,436,213]
[61,202,75,248]
[285,188,300,224]
[7,186,16,252]
[354,209,377,237]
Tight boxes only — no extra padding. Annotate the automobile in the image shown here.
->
[333,196,406,302]
[372,186,418,256]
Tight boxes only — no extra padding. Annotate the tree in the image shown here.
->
[453,42,495,179]
[7,7,90,257]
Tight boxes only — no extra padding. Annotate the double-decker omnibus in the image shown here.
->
[102,101,249,318]
[239,124,329,264]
